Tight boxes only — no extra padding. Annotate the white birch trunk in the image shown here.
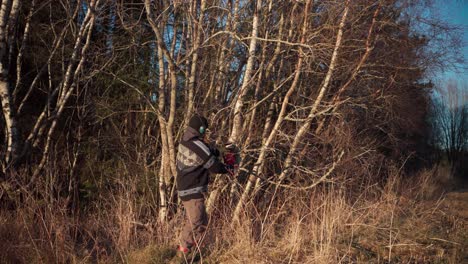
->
[158,154,168,222]
[228,0,261,144]
[156,44,171,222]
[144,0,179,181]
[0,0,17,169]
[0,81,16,167]
[166,62,177,181]
[144,0,173,221]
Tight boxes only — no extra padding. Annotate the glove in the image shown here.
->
[211,147,220,157]
[208,144,220,157]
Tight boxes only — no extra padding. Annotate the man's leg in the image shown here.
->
[180,198,208,250]
[191,198,208,247]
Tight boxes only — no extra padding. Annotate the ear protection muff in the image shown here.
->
[199,126,206,134]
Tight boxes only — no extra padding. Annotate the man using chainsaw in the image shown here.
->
[171,114,238,262]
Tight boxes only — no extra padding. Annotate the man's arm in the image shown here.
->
[204,145,229,174]
[193,140,229,174]
[206,156,229,174]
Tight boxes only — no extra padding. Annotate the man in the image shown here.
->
[171,115,233,263]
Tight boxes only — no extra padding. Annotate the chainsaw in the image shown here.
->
[223,143,241,176]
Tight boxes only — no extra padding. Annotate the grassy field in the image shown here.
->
[1,168,467,263]
[128,171,467,264]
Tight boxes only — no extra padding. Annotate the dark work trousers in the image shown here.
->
[180,198,208,249]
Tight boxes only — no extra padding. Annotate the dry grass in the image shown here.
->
[204,168,467,264]
[1,167,466,263]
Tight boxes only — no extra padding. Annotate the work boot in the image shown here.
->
[168,246,191,264]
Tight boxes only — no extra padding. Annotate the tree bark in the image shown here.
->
[228,0,261,144]
[0,0,17,171]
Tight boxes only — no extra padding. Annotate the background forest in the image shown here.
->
[0,0,467,263]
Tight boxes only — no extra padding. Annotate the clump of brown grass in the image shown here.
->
[0,173,174,263]
[0,191,77,263]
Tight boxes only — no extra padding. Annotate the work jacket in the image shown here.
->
[176,127,228,201]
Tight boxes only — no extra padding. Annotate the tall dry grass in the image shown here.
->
[200,166,465,263]
[1,166,466,263]
[0,175,174,263]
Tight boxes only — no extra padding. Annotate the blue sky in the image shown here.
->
[436,0,468,84]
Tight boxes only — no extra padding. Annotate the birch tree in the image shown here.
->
[228,0,262,144]
[0,0,20,172]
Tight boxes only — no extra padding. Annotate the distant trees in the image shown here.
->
[431,80,468,177]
